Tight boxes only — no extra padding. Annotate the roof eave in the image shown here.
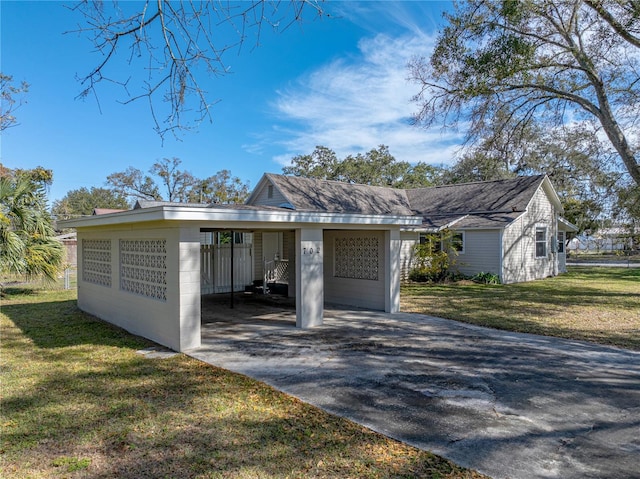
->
[58,205,422,229]
[244,173,270,206]
[558,216,579,232]
[541,176,564,212]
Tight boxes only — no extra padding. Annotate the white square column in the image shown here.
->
[178,226,201,350]
[295,228,324,328]
[385,229,401,313]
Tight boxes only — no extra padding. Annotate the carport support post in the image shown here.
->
[384,229,401,313]
[295,228,324,328]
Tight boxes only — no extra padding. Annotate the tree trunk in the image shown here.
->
[593,85,640,187]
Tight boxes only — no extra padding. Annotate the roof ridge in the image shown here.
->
[408,174,545,192]
[266,172,404,192]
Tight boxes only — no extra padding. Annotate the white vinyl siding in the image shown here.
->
[450,230,501,279]
[247,180,288,207]
[254,232,263,281]
[399,231,419,280]
[324,230,385,310]
[502,186,557,283]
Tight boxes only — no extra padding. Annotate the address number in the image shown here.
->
[303,247,321,255]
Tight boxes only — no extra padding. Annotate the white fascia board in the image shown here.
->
[558,216,579,232]
[443,215,468,230]
[59,206,422,229]
[400,215,468,234]
[528,176,562,213]
[400,226,440,233]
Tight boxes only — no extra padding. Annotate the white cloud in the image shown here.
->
[263,31,465,167]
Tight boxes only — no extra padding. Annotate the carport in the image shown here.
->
[62,203,420,352]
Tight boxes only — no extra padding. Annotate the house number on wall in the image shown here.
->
[302,246,321,255]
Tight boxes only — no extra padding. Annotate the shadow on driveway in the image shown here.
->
[188,305,640,479]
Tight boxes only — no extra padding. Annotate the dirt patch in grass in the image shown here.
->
[402,267,640,351]
[1,288,485,479]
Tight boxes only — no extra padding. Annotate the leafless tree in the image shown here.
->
[0,73,29,131]
[69,1,324,139]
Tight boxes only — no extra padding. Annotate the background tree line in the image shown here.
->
[52,157,251,219]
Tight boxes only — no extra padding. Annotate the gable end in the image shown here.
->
[246,175,292,208]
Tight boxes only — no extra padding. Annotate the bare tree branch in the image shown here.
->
[410,0,640,186]
[0,73,29,131]
[584,0,640,48]
[68,0,325,140]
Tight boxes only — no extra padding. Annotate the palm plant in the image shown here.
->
[0,173,63,285]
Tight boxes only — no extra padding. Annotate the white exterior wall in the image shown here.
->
[77,224,201,352]
[502,187,558,284]
[323,230,386,310]
[399,231,419,280]
[399,230,502,281]
[178,227,201,350]
[385,229,401,313]
[452,230,502,279]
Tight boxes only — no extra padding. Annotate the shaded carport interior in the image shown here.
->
[201,292,297,331]
[201,227,388,337]
[199,226,298,330]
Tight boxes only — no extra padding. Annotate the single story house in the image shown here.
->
[60,173,576,352]
[399,174,578,283]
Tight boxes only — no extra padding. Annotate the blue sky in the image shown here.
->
[1,1,462,203]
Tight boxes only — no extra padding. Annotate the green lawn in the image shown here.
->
[3,267,636,477]
[1,287,484,479]
[402,267,640,350]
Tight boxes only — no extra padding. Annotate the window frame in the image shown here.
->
[535,226,547,258]
[418,231,464,254]
[419,233,443,251]
[451,231,465,254]
[557,231,565,254]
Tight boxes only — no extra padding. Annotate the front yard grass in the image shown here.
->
[402,267,640,351]
[1,287,484,479]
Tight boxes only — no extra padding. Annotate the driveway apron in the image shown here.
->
[187,308,640,479]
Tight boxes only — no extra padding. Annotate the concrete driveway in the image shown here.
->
[187,306,640,479]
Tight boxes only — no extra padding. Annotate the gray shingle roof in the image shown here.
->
[263,173,545,220]
[259,173,548,230]
[406,175,546,215]
[265,174,414,215]
[133,174,551,231]
[452,212,525,229]
[418,214,468,230]
[133,200,210,209]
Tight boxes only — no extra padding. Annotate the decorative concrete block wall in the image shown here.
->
[77,225,200,352]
